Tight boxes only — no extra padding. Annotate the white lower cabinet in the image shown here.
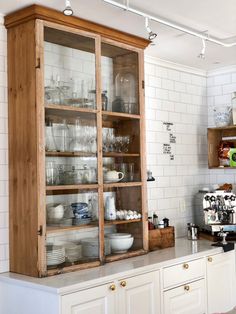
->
[118,271,161,314]
[61,270,161,314]
[206,250,236,314]
[163,279,206,314]
[61,282,116,314]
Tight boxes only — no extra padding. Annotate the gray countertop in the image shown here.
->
[0,238,223,295]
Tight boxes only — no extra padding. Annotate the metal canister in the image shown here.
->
[187,223,199,240]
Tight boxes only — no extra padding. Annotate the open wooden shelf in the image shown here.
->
[46,151,97,158]
[46,184,98,191]
[103,152,140,157]
[46,223,98,234]
[105,219,141,226]
[102,110,140,121]
[103,182,142,188]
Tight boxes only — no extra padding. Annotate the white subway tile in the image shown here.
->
[0,228,8,244]
[168,69,180,81]
[148,75,161,88]
[207,86,222,96]
[156,88,169,100]
[180,72,192,83]
[174,81,186,92]
[168,91,180,102]
[222,83,236,95]
[214,74,231,85]
[162,79,174,90]
[145,63,156,76]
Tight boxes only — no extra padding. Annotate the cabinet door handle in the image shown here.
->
[120,280,127,287]
[184,285,190,291]
[109,284,116,291]
[183,263,189,269]
[208,257,213,262]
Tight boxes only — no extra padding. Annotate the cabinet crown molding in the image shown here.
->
[4,4,150,49]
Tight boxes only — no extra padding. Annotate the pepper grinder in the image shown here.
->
[218,228,228,245]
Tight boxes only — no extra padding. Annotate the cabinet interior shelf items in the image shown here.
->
[208,125,236,168]
[6,4,149,277]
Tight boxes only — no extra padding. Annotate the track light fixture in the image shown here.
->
[63,0,73,16]
[145,17,157,41]
[198,38,206,59]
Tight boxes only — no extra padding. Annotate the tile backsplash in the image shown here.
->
[1,16,236,273]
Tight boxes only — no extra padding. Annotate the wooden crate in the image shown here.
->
[149,227,175,251]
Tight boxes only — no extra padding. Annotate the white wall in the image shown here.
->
[145,57,208,237]
[0,15,8,273]
[1,16,236,273]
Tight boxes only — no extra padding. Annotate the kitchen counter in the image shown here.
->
[0,238,223,295]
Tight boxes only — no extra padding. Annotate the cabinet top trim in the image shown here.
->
[4,4,150,49]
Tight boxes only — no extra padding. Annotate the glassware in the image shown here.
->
[232,92,236,124]
[214,106,232,127]
[45,118,57,152]
[46,161,58,185]
[55,119,69,152]
[102,91,108,111]
[69,119,82,152]
[114,72,136,113]
[128,163,135,181]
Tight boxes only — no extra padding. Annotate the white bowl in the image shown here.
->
[47,204,64,219]
[109,236,134,253]
[106,233,131,239]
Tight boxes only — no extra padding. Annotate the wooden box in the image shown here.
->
[149,227,175,251]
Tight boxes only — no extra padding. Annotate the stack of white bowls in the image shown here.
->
[81,238,110,258]
[47,204,64,221]
[46,245,65,266]
[63,242,82,263]
[106,233,134,254]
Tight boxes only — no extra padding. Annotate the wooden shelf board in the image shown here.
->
[103,182,142,188]
[105,219,141,226]
[46,223,98,234]
[45,104,97,114]
[47,260,100,276]
[45,104,97,120]
[102,111,140,121]
[46,151,97,158]
[209,166,236,169]
[46,184,98,191]
[208,125,236,131]
[103,152,140,157]
[105,249,147,263]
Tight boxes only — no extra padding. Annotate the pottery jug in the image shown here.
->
[105,196,116,221]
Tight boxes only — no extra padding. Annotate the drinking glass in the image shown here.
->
[46,162,58,186]
[128,163,135,181]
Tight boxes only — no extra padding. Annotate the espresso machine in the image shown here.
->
[195,191,236,234]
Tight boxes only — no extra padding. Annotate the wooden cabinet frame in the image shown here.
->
[5,5,150,277]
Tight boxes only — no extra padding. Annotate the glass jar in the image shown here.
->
[45,118,57,152]
[114,72,136,113]
[102,91,108,111]
[232,92,236,124]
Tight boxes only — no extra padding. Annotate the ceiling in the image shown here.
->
[1,0,236,70]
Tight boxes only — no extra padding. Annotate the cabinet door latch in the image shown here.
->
[36,58,41,69]
[142,80,145,89]
[37,225,43,236]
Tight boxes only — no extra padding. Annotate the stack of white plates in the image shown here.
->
[46,245,65,266]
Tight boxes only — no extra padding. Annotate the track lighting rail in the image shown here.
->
[103,0,236,48]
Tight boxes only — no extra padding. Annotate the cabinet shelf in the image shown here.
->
[103,152,140,157]
[46,184,98,191]
[103,182,142,188]
[105,249,146,263]
[47,260,101,276]
[45,104,97,120]
[47,223,98,234]
[46,151,97,158]
[105,219,141,225]
[102,111,140,121]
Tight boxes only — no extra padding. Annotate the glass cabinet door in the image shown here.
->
[43,26,101,273]
[101,42,139,114]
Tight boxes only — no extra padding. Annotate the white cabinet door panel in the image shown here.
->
[118,271,161,314]
[207,251,236,314]
[61,283,116,314]
[164,279,206,314]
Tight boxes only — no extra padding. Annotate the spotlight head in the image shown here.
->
[149,31,157,41]
[63,0,73,16]
[198,53,205,59]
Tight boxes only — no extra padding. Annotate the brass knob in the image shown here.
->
[183,263,189,269]
[109,284,116,291]
[184,285,190,291]
[208,257,213,262]
[120,281,127,287]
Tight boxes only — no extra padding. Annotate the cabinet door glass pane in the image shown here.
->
[44,27,96,108]
[101,42,139,114]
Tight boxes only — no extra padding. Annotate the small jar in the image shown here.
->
[158,220,164,229]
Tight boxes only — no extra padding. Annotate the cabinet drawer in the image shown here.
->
[163,279,206,314]
[163,258,204,288]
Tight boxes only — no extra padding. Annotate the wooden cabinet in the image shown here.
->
[208,126,236,168]
[206,251,236,314]
[163,279,206,314]
[61,282,116,314]
[61,270,160,314]
[5,5,149,277]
